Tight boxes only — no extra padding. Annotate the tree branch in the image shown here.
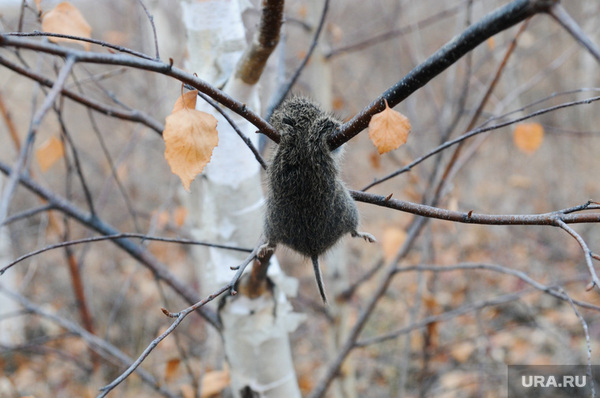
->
[351,193,600,226]
[0,160,221,329]
[0,54,165,133]
[235,0,284,84]
[328,0,558,149]
[0,34,280,142]
[0,286,178,398]
[265,0,330,119]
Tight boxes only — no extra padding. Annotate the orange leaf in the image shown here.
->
[368,100,411,154]
[513,122,544,155]
[36,135,65,172]
[487,37,495,51]
[163,108,218,191]
[172,90,198,113]
[41,2,92,51]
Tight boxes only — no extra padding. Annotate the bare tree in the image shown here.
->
[0,0,599,397]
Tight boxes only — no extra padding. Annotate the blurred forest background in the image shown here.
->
[0,0,600,397]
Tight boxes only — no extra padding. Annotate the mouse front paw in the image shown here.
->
[258,242,276,259]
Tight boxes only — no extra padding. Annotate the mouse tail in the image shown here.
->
[311,256,328,303]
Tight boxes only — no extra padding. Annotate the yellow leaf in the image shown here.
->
[163,109,218,191]
[513,122,544,155]
[381,226,407,262]
[41,2,92,51]
[172,90,198,113]
[201,370,230,398]
[368,100,411,154]
[487,37,495,51]
[36,135,65,172]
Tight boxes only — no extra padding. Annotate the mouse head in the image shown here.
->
[270,97,339,149]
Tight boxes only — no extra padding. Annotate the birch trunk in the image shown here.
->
[0,176,22,346]
[179,1,303,396]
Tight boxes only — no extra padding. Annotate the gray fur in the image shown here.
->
[263,97,375,303]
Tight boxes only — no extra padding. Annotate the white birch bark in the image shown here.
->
[179,1,304,396]
[0,176,23,345]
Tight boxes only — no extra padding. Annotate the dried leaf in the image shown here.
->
[36,135,65,172]
[369,100,411,154]
[382,226,407,262]
[201,370,230,398]
[450,341,476,363]
[369,150,381,170]
[165,358,180,382]
[173,206,188,227]
[172,90,198,113]
[163,108,218,191]
[513,122,544,155]
[41,2,92,51]
[180,385,195,398]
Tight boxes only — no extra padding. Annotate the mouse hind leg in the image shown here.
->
[351,230,376,243]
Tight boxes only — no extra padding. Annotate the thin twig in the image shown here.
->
[265,0,330,120]
[0,160,221,328]
[0,34,280,142]
[7,31,156,60]
[0,286,178,398]
[554,219,600,289]
[55,106,97,217]
[308,216,427,398]
[99,247,260,396]
[549,4,600,62]
[1,233,252,275]
[356,267,598,347]
[560,288,595,398]
[328,0,556,149]
[0,55,76,227]
[361,93,600,190]
[359,291,531,347]
[135,0,160,59]
[0,54,164,133]
[325,1,465,59]
[195,90,267,170]
[433,18,530,201]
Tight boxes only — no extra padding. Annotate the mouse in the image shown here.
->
[261,96,375,303]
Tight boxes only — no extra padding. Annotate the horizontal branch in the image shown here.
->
[7,31,155,60]
[1,233,252,275]
[352,191,600,225]
[0,34,280,143]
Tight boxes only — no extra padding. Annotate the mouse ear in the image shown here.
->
[314,116,340,141]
